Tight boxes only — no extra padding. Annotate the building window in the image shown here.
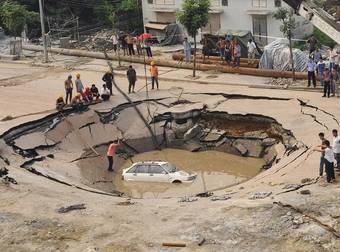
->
[274,0,281,7]
[148,0,153,4]
[252,0,267,8]
[222,0,228,6]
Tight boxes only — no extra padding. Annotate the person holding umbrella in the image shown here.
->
[140,33,153,58]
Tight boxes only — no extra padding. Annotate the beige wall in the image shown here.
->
[156,12,176,23]
[202,14,221,33]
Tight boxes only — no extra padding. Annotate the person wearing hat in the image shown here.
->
[102,70,114,95]
[64,75,73,104]
[56,95,65,111]
[149,61,159,90]
[75,73,84,95]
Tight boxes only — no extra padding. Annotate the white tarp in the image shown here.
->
[259,39,308,72]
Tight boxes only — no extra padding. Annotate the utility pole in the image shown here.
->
[39,0,48,62]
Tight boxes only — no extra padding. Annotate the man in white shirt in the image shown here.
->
[101,84,111,101]
[111,34,118,54]
[247,39,257,64]
[315,139,336,183]
[307,58,317,88]
[332,129,340,171]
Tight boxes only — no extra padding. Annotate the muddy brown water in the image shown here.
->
[79,148,264,199]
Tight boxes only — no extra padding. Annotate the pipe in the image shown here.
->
[172,53,258,68]
[173,53,260,65]
[23,45,308,79]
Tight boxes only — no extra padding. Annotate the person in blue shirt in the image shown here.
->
[307,57,317,88]
[317,58,326,86]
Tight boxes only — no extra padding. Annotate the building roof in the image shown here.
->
[144,23,168,30]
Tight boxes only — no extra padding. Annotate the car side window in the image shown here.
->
[127,166,137,173]
[149,165,166,174]
[135,165,148,173]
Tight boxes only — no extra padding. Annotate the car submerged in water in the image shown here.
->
[122,161,197,183]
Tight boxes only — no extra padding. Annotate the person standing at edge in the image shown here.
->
[183,38,191,63]
[150,61,159,90]
[332,129,340,172]
[307,57,317,88]
[75,73,84,96]
[216,37,226,61]
[247,39,257,65]
[315,140,336,183]
[317,132,327,177]
[102,70,114,96]
[233,40,241,68]
[323,68,331,98]
[317,57,326,86]
[107,139,120,172]
[127,65,137,93]
[64,75,73,104]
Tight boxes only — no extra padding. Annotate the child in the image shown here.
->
[315,140,336,183]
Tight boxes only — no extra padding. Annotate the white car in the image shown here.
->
[122,161,197,183]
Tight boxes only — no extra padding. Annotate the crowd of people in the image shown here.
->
[111,33,153,58]
[315,130,340,183]
[200,35,251,67]
[306,36,339,97]
[56,61,160,111]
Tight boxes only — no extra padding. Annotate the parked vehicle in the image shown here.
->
[122,161,197,183]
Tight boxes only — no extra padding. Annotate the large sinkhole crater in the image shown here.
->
[2,95,298,199]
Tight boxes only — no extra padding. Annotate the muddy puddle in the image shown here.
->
[80,149,264,199]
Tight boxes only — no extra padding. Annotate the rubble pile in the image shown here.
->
[77,30,114,52]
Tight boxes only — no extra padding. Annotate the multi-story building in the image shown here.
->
[142,0,313,46]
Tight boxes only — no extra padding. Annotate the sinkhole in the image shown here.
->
[1,96,298,199]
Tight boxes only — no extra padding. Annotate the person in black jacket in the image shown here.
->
[102,70,114,95]
[127,65,137,93]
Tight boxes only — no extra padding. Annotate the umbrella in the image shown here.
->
[139,33,152,41]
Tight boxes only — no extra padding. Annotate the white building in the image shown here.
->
[142,0,313,46]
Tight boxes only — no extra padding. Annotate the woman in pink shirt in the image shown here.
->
[107,139,120,172]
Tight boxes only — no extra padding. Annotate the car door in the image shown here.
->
[134,164,150,182]
[148,165,170,182]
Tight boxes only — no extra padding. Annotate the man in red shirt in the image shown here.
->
[107,139,120,172]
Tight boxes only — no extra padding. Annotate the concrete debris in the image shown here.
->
[196,192,213,198]
[301,178,313,184]
[232,141,248,156]
[249,192,272,200]
[262,138,278,147]
[184,124,202,141]
[210,195,231,201]
[282,184,302,190]
[178,197,198,203]
[78,30,115,52]
[57,204,86,213]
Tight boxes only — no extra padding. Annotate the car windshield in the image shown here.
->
[163,163,177,173]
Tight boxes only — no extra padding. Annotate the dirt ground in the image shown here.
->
[0,58,340,252]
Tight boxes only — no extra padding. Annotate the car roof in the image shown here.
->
[132,161,169,166]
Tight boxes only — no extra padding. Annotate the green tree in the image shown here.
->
[94,0,114,25]
[177,0,210,77]
[0,0,39,37]
[273,7,297,80]
[0,1,27,37]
